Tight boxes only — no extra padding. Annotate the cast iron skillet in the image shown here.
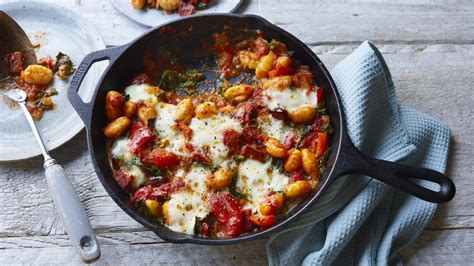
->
[67,14,455,244]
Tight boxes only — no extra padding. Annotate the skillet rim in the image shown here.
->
[86,13,345,244]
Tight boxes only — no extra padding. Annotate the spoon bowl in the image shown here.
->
[0,11,37,80]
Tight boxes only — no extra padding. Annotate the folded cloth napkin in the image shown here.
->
[266,41,451,265]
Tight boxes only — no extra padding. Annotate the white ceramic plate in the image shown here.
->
[112,0,243,27]
[0,2,106,161]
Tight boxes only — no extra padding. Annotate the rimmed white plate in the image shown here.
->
[0,2,106,161]
[112,0,243,27]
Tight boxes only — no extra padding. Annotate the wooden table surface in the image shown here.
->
[0,0,473,264]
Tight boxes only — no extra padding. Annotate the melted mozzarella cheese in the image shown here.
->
[110,137,146,188]
[124,84,160,104]
[128,165,147,188]
[154,102,187,156]
[237,159,289,211]
[166,166,210,234]
[167,191,209,235]
[262,87,317,112]
[258,115,293,143]
[183,166,210,195]
[111,137,133,161]
[189,114,242,166]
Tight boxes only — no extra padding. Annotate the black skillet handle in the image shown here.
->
[332,134,455,203]
[67,45,126,122]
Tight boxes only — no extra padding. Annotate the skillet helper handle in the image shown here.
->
[334,137,455,203]
[67,45,125,122]
[45,163,100,263]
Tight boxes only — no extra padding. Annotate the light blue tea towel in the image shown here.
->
[267,41,451,265]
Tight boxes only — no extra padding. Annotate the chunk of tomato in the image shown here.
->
[7,51,23,73]
[249,215,277,227]
[268,66,293,78]
[237,104,258,125]
[129,121,154,155]
[210,192,244,237]
[223,129,241,154]
[142,148,179,170]
[113,169,133,189]
[241,125,263,144]
[316,132,328,158]
[316,88,324,104]
[240,144,266,162]
[178,2,195,16]
[301,131,319,153]
[283,132,296,150]
[38,56,55,70]
[289,171,304,184]
[131,183,171,203]
[253,38,269,57]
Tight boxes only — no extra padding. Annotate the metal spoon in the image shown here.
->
[0,11,100,263]
[0,89,101,262]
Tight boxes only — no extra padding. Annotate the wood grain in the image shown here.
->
[3,0,474,46]
[0,0,473,264]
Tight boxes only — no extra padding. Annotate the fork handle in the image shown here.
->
[45,162,101,263]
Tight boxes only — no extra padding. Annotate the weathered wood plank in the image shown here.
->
[401,229,474,265]
[0,232,269,265]
[1,228,474,266]
[2,0,473,46]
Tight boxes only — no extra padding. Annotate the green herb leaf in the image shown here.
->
[196,2,208,10]
[159,70,181,89]
[54,52,75,80]
[315,106,326,114]
[322,124,334,134]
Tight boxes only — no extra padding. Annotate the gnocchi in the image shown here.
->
[106,91,124,121]
[288,105,316,123]
[261,76,293,90]
[237,50,258,70]
[224,84,254,103]
[195,102,217,119]
[206,168,234,190]
[264,137,288,158]
[259,193,285,216]
[256,51,275,78]
[123,101,138,118]
[301,148,318,178]
[137,106,157,125]
[21,65,54,85]
[104,116,131,138]
[175,98,194,121]
[158,0,180,11]
[131,0,145,9]
[285,180,313,199]
[284,149,302,173]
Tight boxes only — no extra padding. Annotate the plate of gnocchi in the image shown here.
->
[0,2,106,161]
[112,0,243,27]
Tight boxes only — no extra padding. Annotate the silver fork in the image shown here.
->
[1,88,101,263]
